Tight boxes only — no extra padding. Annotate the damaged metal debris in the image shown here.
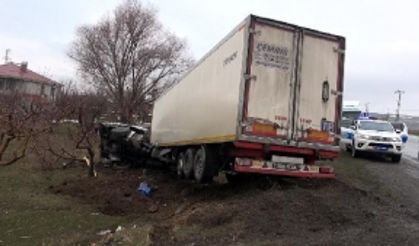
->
[98,123,153,168]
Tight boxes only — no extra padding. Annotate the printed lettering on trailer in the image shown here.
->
[223,51,238,66]
[254,42,290,70]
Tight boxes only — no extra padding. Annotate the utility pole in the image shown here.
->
[364,102,370,113]
[4,49,11,63]
[394,89,405,121]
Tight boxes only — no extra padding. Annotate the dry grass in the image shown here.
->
[0,160,131,245]
[409,129,419,136]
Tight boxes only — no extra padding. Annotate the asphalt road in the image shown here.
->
[403,135,419,162]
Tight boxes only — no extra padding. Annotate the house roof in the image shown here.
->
[0,63,60,86]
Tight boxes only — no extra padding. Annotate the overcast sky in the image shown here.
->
[1,0,418,115]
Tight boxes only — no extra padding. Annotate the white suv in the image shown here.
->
[350,120,403,163]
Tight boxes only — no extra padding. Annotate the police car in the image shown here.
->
[340,117,354,151]
[350,120,403,163]
[340,112,370,151]
[390,121,409,144]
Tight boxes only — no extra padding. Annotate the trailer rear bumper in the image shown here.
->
[234,158,336,179]
[232,141,339,159]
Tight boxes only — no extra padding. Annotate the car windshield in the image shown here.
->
[391,122,405,131]
[359,121,394,132]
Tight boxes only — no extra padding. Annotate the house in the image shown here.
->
[0,62,61,101]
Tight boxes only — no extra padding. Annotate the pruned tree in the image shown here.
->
[69,0,193,123]
[34,85,107,177]
[0,94,49,166]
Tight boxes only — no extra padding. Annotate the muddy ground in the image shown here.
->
[49,154,419,246]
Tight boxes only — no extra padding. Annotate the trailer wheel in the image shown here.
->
[193,145,217,183]
[176,153,185,179]
[183,148,195,179]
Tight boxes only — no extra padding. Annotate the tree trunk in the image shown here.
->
[87,149,96,177]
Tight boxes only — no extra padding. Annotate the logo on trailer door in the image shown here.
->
[254,42,290,70]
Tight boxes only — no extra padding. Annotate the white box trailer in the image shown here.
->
[151,15,345,182]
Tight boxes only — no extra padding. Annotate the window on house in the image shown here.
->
[41,84,45,96]
[6,80,16,91]
[51,86,56,99]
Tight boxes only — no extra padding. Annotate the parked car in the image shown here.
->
[390,121,408,143]
[340,118,355,151]
[351,120,403,163]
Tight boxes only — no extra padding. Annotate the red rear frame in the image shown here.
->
[229,141,337,179]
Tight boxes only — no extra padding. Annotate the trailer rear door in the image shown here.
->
[243,22,297,139]
[241,17,344,147]
[293,34,343,144]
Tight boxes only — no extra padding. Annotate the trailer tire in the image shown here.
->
[183,148,195,179]
[193,145,217,183]
[177,153,185,179]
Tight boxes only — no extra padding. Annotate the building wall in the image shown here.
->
[0,78,57,100]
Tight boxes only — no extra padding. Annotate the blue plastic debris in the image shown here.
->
[137,182,152,197]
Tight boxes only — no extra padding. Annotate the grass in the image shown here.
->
[0,160,128,245]
[0,143,392,245]
[330,151,393,199]
[409,129,419,136]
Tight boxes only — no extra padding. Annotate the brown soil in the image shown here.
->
[51,165,419,246]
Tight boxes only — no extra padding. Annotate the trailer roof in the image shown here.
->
[155,14,345,102]
[251,15,345,41]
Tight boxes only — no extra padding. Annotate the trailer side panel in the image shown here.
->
[151,24,247,146]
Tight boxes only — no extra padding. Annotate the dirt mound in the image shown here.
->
[50,168,419,245]
[50,167,188,216]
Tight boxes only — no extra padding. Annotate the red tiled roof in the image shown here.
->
[0,63,60,85]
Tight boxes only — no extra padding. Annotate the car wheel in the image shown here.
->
[391,154,401,163]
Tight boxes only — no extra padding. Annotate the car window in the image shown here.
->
[359,121,394,132]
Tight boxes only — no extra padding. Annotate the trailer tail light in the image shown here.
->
[249,121,277,136]
[306,129,330,142]
[319,166,333,174]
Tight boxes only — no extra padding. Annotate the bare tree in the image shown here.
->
[0,94,49,166]
[69,0,193,123]
[34,86,107,177]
